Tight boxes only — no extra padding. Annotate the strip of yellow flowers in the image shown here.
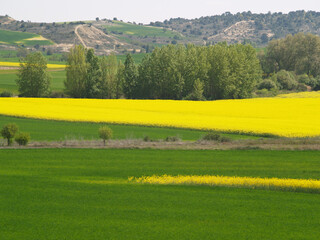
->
[0,97,320,137]
[0,61,66,69]
[130,175,320,193]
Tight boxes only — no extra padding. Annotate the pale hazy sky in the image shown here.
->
[1,0,320,24]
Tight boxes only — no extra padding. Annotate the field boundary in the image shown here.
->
[1,138,320,150]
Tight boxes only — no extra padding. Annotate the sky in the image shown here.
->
[1,0,320,24]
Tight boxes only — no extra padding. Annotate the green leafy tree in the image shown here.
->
[65,45,88,98]
[16,52,51,97]
[185,78,205,100]
[1,123,18,146]
[123,54,138,98]
[98,126,113,146]
[85,49,101,98]
[99,55,118,98]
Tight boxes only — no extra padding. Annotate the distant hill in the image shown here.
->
[152,10,320,46]
[1,10,320,54]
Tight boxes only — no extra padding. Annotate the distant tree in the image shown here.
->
[261,33,269,44]
[98,126,113,146]
[123,54,138,98]
[16,47,29,58]
[85,48,101,98]
[1,123,18,146]
[96,17,100,21]
[16,52,51,97]
[65,45,88,98]
[185,78,205,101]
[99,55,118,98]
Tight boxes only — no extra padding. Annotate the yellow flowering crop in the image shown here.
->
[0,97,320,137]
[276,91,320,98]
[130,175,320,193]
[0,61,66,69]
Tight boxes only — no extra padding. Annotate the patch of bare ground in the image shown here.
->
[1,138,320,150]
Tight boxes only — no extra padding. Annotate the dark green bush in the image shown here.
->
[257,79,277,90]
[165,136,181,142]
[202,132,221,141]
[0,91,13,97]
[15,132,30,146]
[143,136,151,142]
[202,132,232,142]
[274,70,298,90]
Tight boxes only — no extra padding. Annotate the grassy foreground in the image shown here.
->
[0,149,320,239]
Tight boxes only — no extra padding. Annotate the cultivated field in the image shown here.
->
[0,69,66,93]
[1,149,320,239]
[104,21,177,38]
[0,29,53,46]
[0,96,320,137]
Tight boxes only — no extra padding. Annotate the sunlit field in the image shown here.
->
[0,61,65,69]
[0,96,320,137]
[1,149,320,240]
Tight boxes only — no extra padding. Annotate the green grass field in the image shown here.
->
[0,29,53,46]
[104,21,177,38]
[0,149,319,239]
[0,69,65,94]
[0,115,260,141]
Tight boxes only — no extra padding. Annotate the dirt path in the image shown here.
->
[2,138,320,150]
[74,25,87,48]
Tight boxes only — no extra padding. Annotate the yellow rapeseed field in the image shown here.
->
[276,91,320,98]
[130,175,320,193]
[0,97,319,137]
[0,61,66,69]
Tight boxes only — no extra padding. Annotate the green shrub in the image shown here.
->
[143,136,152,142]
[0,91,13,97]
[202,132,221,141]
[296,83,308,91]
[202,132,231,142]
[15,132,30,146]
[98,126,113,146]
[257,79,277,90]
[274,70,298,90]
[165,136,181,142]
[1,123,19,146]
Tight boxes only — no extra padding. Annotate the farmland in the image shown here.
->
[103,20,178,38]
[0,69,66,93]
[0,149,320,239]
[0,97,320,137]
[0,29,53,46]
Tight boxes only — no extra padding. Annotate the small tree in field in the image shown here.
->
[16,52,51,97]
[99,126,113,146]
[15,132,30,146]
[1,123,19,146]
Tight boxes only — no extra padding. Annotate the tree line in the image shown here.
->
[14,32,320,100]
[64,43,262,100]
